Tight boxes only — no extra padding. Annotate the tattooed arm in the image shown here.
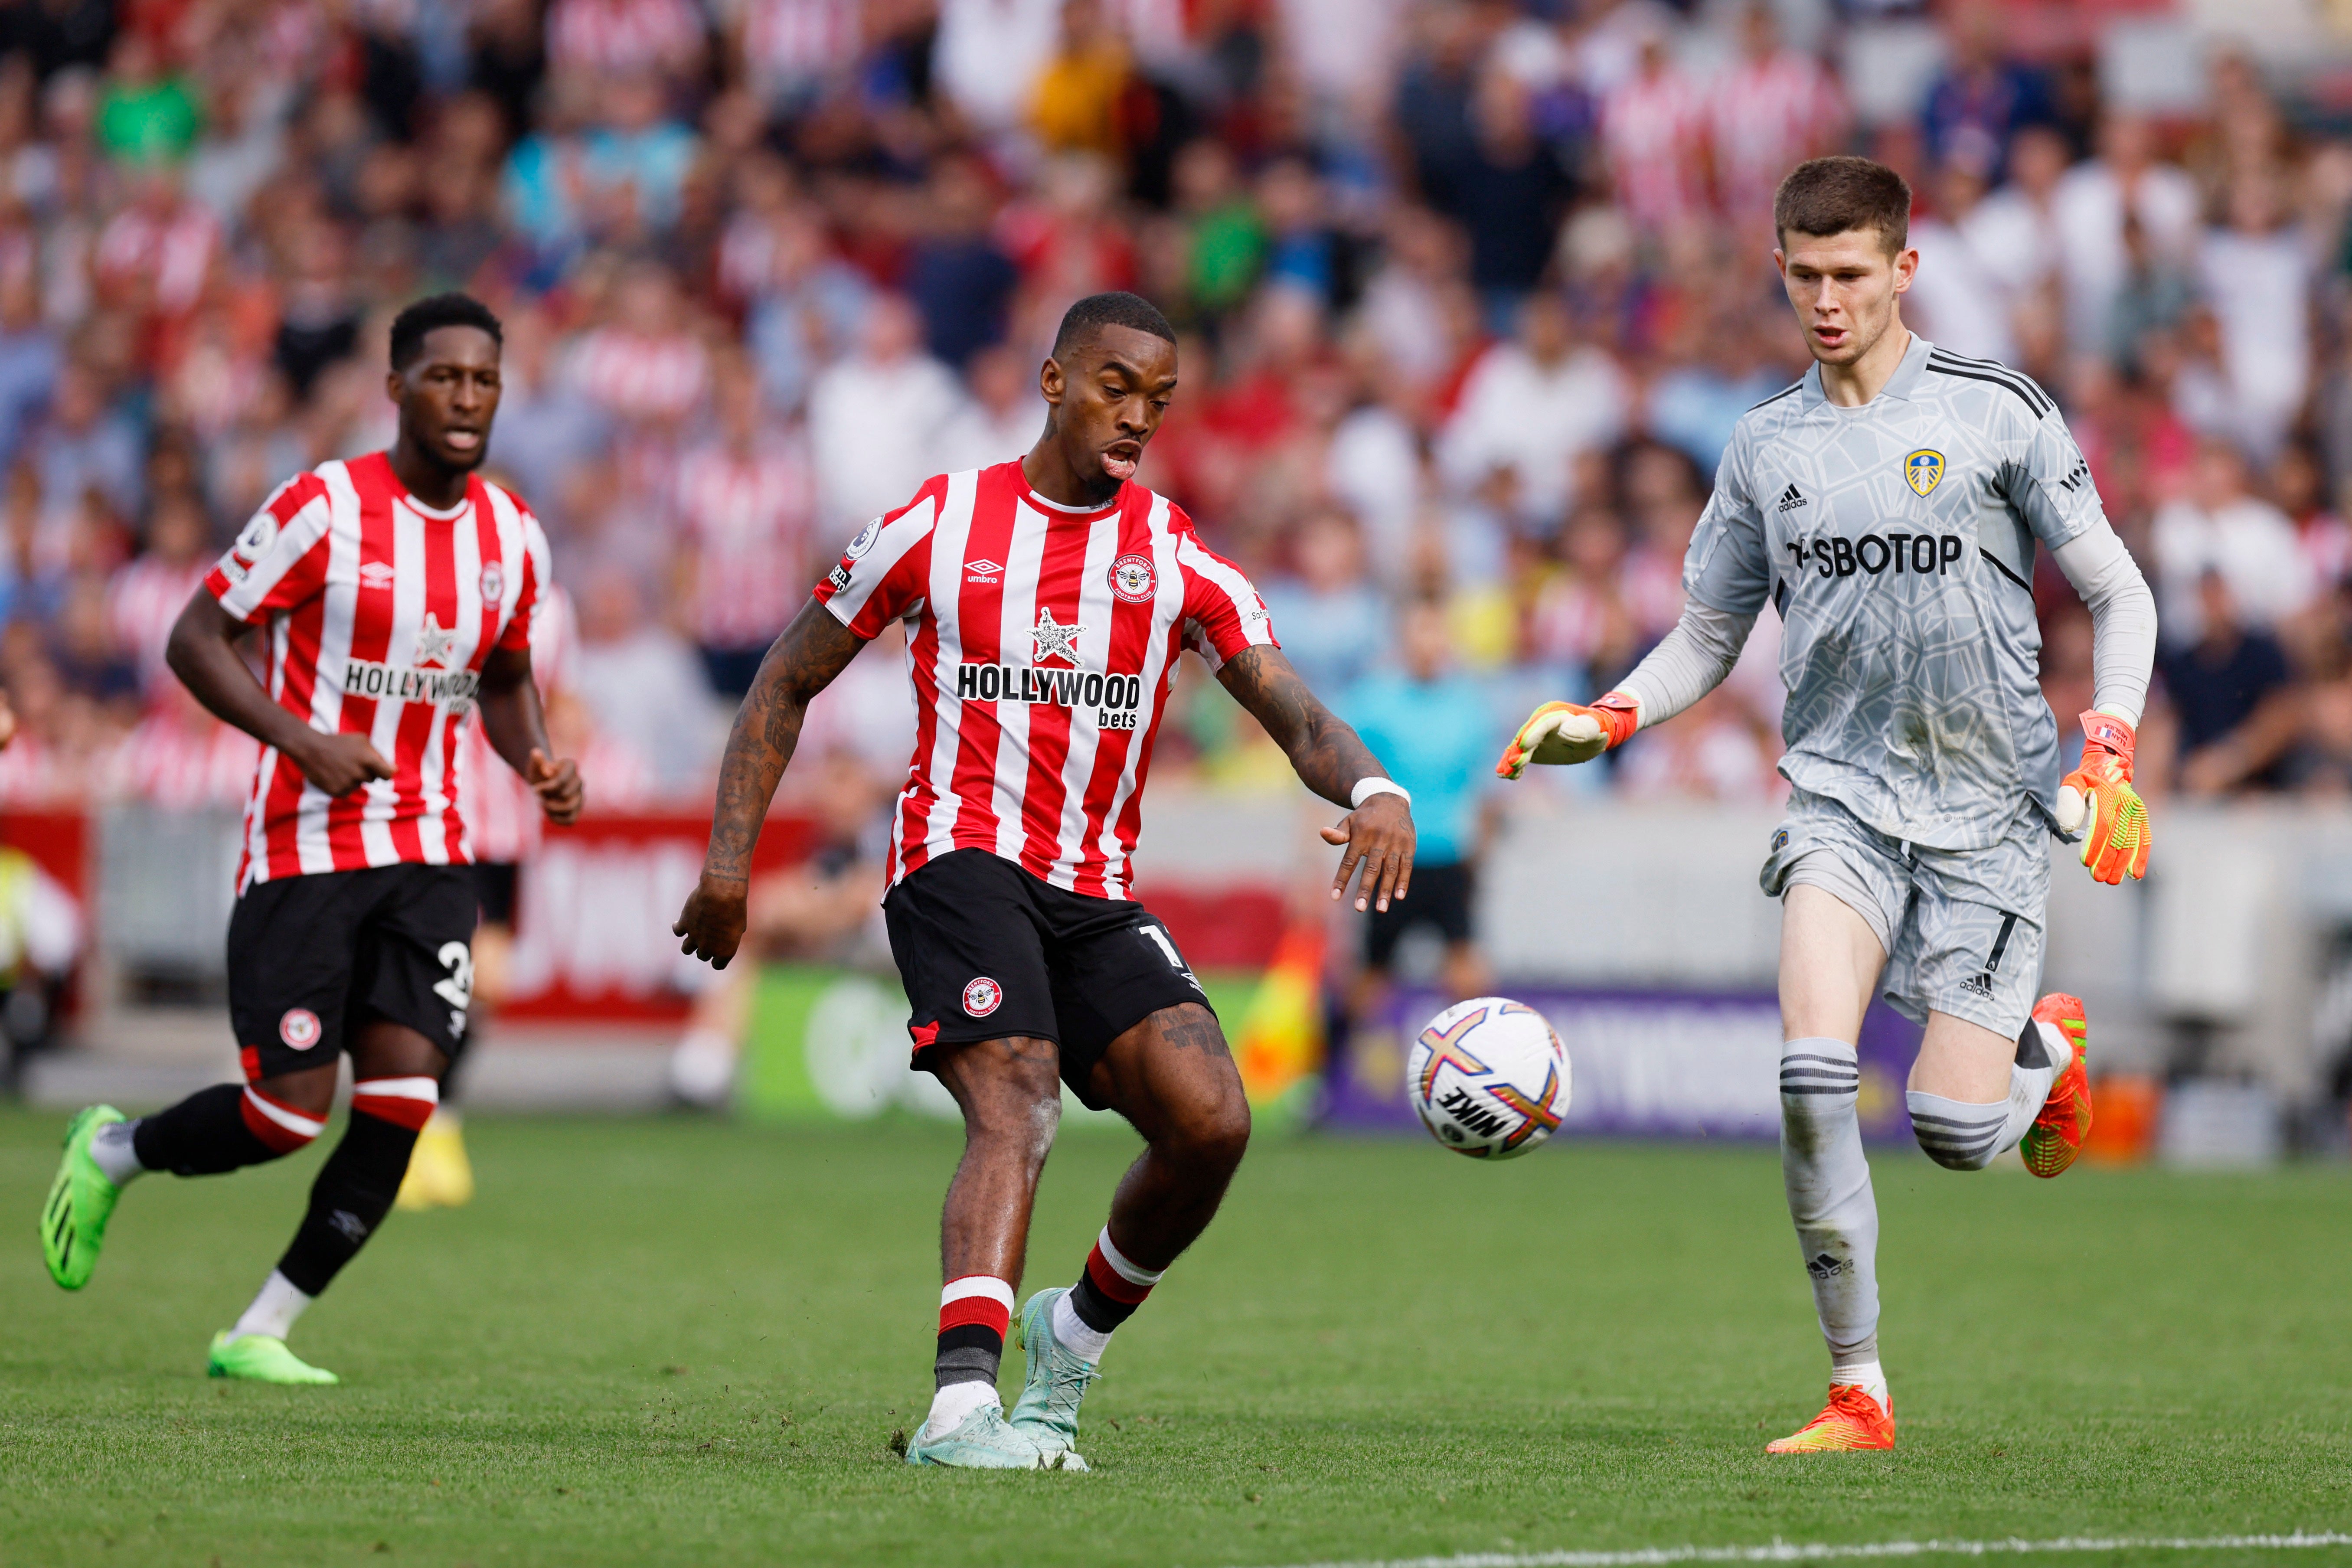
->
[1216,644,1416,913]
[674,599,867,967]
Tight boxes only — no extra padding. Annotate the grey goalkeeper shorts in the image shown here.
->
[1759,789,2049,1038]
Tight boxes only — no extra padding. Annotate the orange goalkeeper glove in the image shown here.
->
[2055,710,2149,885]
[1496,693,1641,779]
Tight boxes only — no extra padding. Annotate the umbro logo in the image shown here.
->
[359,561,398,589]
[1777,484,1808,513]
[965,559,1003,583]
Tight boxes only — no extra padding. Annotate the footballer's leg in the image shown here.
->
[1008,1002,1250,1464]
[913,1035,1062,1468]
[1769,882,1896,1451]
[41,875,358,1292]
[1903,836,2082,1176]
[211,867,470,1383]
[209,1017,445,1385]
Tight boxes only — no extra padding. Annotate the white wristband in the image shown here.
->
[1350,777,1410,809]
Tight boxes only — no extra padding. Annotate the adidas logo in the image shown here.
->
[1776,484,1808,513]
[1806,1251,1850,1279]
[1959,973,1995,998]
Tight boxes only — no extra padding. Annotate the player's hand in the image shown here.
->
[1495,693,1640,779]
[527,748,585,826]
[1320,792,1414,913]
[674,872,749,969]
[2055,710,2149,885]
[291,731,394,796]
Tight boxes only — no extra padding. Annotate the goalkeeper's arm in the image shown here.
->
[2049,517,2159,882]
[1497,601,1756,776]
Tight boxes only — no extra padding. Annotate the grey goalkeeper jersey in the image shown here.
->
[1685,335,2104,850]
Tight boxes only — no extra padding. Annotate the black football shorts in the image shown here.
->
[1363,858,1475,970]
[227,862,480,1081]
[882,849,1210,1109]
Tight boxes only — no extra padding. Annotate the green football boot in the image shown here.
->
[208,1332,340,1385]
[1008,1287,1097,1471]
[41,1106,126,1290]
[904,1400,1059,1469]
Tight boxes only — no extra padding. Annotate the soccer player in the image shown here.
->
[39,293,583,1383]
[1498,158,2156,1451]
[673,291,1416,1470]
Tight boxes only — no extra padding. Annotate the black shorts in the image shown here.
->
[1364,859,1474,971]
[882,849,1209,1110]
[227,863,480,1081]
[473,860,519,927]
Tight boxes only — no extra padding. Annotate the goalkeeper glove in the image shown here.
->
[1496,693,1641,779]
[2055,710,2150,885]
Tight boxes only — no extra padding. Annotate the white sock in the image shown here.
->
[89,1120,145,1186]
[669,1029,737,1108]
[1995,1016,2069,1155]
[920,1379,1000,1441]
[1050,1291,1111,1363]
[1832,1356,1890,1410]
[231,1270,314,1342]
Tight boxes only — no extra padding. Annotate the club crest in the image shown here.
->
[1108,553,1157,603]
[1904,449,1944,497]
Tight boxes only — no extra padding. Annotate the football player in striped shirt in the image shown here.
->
[675,292,1418,1469]
[39,294,584,1383]
[1499,159,2157,1452]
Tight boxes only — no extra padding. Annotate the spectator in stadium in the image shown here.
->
[1709,3,1846,228]
[569,566,718,798]
[808,293,966,535]
[2151,441,2315,647]
[1437,291,1626,528]
[2162,570,2301,796]
[2051,112,2201,358]
[1260,506,1387,699]
[907,153,1019,371]
[673,355,812,698]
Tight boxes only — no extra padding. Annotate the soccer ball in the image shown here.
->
[1406,997,1571,1159]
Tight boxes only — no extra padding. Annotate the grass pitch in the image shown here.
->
[2,1105,2349,1567]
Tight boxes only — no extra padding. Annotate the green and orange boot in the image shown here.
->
[2022,992,2092,1179]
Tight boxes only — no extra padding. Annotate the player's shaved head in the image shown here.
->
[1774,157,1911,256]
[1051,291,1176,361]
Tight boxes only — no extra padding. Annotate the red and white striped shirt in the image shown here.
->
[457,585,573,866]
[1708,51,1846,225]
[815,461,1276,899]
[676,437,811,648]
[108,554,209,695]
[203,453,552,892]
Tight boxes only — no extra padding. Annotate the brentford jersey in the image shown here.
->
[203,452,551,892]
[814,461,1276,899]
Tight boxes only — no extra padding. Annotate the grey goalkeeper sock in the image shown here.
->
[1779,1037,1880,1367]
[1910,1015,2070,1169]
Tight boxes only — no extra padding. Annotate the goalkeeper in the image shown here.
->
[1499,157,2156,1455]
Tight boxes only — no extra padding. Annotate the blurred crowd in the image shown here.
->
[0,0,2349,825]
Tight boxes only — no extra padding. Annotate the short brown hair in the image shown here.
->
[1774,156,1911,254]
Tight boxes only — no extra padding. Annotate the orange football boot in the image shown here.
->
[1765,1384,1896,1453]
[2021,992,2092,1179]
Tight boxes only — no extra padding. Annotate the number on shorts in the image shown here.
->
[434,941,475,1012]
[1139,922,1200,988]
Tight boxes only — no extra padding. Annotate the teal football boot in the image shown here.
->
[1008,1287,1098,1471]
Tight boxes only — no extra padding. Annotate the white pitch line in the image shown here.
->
[1253,1532,2352,1568]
